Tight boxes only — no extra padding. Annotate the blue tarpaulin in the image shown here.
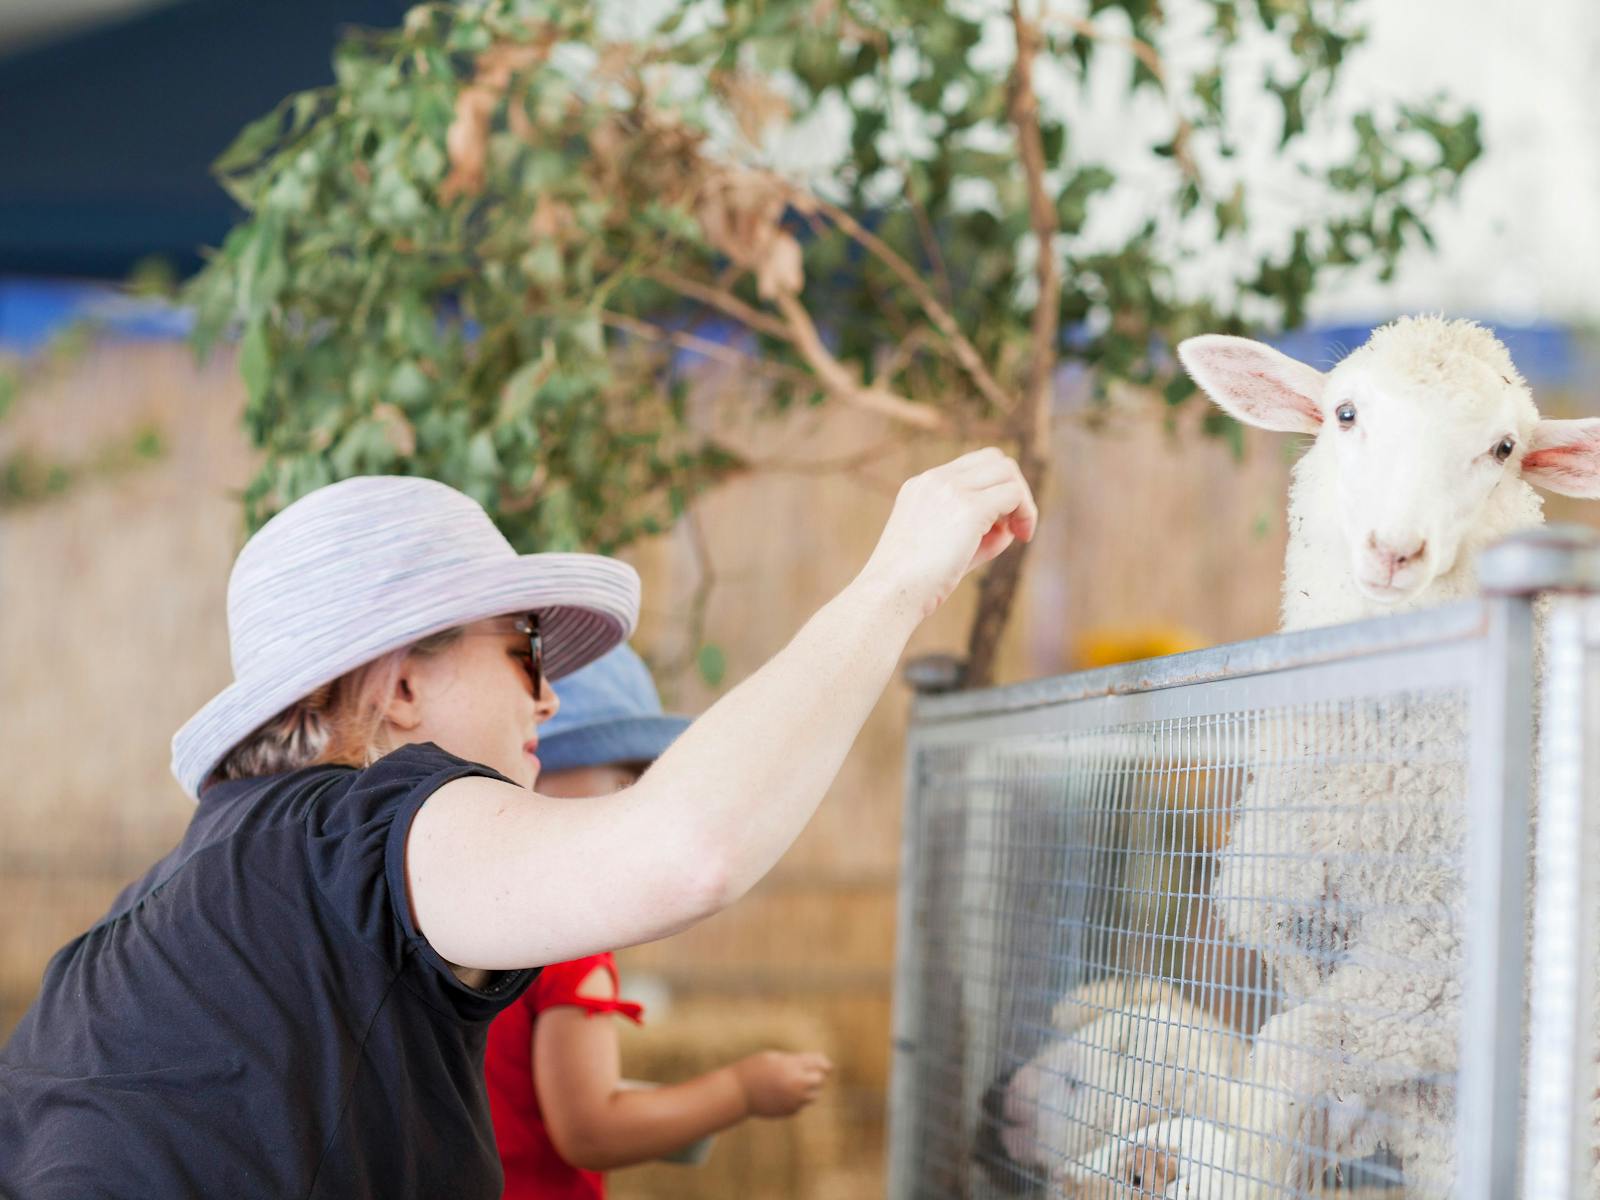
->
[0,274,1589,392]
[1272,323,1589,393]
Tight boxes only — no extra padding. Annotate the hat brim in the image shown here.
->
[535,713,693,775]
[172,551,639,799]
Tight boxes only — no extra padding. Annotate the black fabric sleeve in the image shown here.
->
[303,742,534,1020]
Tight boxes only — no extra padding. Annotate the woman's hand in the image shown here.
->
[733,1050,834,1117]
[858,447,1038,622]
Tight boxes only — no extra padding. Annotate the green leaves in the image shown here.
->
[697,643,727,687]
[213,109,289,176]
[1268,74,1308,146]
[1202,409,1246,461]
[1057,165,1117,234]
[187,0,1482,566]
[1404,105,1484,178]
[238,322,272,407]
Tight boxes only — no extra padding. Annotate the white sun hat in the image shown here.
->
[171,474,640,799]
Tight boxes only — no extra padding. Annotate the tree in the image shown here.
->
[187,0,1481,686]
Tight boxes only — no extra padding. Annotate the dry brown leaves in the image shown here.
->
[585,107,708,216]
[440,84,497,201]
[593,41,635,84]
[528,194,577,243]
[711,69,792,145]
[438,32,808,303]
[440,38,555,203]
[694,169,804,299]
[370,402,417,456]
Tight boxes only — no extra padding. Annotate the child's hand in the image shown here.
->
[733,1050,834,1117]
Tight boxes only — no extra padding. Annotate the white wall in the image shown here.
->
[1314,0,1600,323]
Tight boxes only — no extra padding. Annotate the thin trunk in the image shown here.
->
[964,2,1059,689]
[963,437,1049,687]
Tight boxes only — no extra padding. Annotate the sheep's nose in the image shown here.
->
[974,1066,1042,1193]
[1367,534,1427,579]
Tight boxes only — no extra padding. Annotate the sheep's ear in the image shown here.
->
[1176,335,1325,434]
[1523,418,1600,498]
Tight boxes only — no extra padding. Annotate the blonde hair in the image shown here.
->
[209,628,462,785]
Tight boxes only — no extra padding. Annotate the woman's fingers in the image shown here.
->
[861,448,1039,622]
[967,477,1036,570]
[969,522,1016,574]
[964,457,1038,541]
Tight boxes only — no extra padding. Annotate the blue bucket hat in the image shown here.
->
[536,644,691,774]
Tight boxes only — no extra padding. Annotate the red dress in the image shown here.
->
[485,953,645,1200]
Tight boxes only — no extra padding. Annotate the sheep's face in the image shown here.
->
[1179,318,1600,608]
[994,1003,1192,1164]
[1318,349,1533,603]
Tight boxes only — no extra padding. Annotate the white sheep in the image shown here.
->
[1168,314,1600,1197]
[1056,1117,1244,1198]
[1183,316,1577,634]
[992,974,1250,1194]
[989,317,1600,1198]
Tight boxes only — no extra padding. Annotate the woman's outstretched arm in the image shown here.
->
[406,448,1037,969]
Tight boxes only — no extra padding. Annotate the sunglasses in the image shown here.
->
[510,613,545,700]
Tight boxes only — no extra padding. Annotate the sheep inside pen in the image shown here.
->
[912,692,1468,1199]
[894,318,1600,1199]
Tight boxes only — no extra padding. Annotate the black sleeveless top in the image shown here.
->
[0,743,534,1199]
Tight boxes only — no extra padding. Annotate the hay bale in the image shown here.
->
[609,1000,844,1200]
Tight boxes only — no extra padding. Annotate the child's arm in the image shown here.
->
[534,967,832,1171]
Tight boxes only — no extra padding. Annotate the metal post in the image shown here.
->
[1488,526,1600,1200]
[887,657,965,1199]
[1463,526,1600,1200]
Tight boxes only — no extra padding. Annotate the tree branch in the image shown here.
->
[1042,12,1200,184]
[642,266,794,343]
[769,293,950,432]
[598,310,814,388]
[650,505,720,690]
[1012,3,1061,433]
[899,160,957,312]
[799,191,1017,417]
[963,1,1062,689]
[1053,13,1168,89]
[875,327,938,390]
[641,261,950,433]
[675,506,717,682]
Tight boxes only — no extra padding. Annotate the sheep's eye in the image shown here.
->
[1494,436,1516,464]
[1335,403,1357,428]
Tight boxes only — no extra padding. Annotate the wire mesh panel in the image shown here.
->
[889,608,1505,1200]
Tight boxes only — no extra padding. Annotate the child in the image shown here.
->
[485,645,832,1198]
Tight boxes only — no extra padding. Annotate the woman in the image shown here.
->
[0,448,1035,1197]
[484,644,831,1198]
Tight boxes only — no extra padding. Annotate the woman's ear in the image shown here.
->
[381,664,425,733]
